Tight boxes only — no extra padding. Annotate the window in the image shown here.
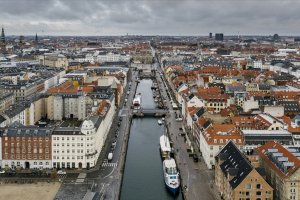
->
[246,192,250,196]
[256,184,261,189]
[256,191,261,196]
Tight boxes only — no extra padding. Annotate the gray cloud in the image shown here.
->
[0,0,299,36]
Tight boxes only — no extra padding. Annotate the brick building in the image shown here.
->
[0,124,53,169]
[256,141,300,200]
[215,141,273,200]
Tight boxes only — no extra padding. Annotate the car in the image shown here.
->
[57,170,66,175]
[108,152,113,161]
[193,154,199,162]
[0,170,5,174]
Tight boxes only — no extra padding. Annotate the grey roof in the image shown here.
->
[0,115,6,123]
[53,127,82,135]
[258,84,271,90]
[0,125,53,137]
[217,141,253,189]
[278,101,300,113]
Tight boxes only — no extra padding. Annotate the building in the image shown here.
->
[39,53,69,69]
[256,141,300,200]
[242,130,294,151]
[215,33,224,41]
[200,123,244,169]
[201,94,230,113]
[0,92,14,112]
[52,100,114,169]
[0,124,53,169]
[215,141,273,200]
[1,79,39,101]
[0,27,6,54]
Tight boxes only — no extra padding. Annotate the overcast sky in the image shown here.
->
[1,0,299,36]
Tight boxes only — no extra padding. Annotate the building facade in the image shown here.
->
[215,141,273,200]
[256,141,300,200]
[0,125,52,169]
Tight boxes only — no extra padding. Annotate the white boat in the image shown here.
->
[160,135,171,158]
[163,158,180,195]
[133,93,141,109]
[158,120,163,125]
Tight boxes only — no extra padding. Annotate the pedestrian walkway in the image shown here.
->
[75,173,86,183]
[57,174,67,179]
[101,162,118,167]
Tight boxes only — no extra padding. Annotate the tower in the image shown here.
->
[35,33,38,44]
[0,27,6,53]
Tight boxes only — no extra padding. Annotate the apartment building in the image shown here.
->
[201,94,230,113]
[52,100,114,169]
[0,125,52,169]
[0,92,14,112]
[199,123,244,169]
[215,141,273,200]
[39,53,69,69]
[256,141,300,200]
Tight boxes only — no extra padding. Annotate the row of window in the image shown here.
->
[53,156,84,160]
[53,143,93,147]
[4,154,50,160]
[5,137,49,141]
[10,161,50,166]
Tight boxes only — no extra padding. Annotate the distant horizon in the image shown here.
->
[4,33,300,38]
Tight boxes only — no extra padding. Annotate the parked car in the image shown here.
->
[0,170,5,174]
[57,170,66,175]
[193,154,199,162]
[108,152,113,161]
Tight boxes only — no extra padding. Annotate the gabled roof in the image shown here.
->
[195,107,205,118]
[217,141,253,189]
[256,141,300,179]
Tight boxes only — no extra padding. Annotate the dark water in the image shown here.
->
[136,79,156,109]
[120,79,183,200]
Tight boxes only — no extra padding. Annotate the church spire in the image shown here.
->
[1,27,5,44]
[35,32,38,43]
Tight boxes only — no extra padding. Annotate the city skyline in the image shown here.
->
[1,0,300,36]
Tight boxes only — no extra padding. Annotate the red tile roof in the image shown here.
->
[256,141,300,179]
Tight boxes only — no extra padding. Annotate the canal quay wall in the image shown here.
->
[116,115,133,200]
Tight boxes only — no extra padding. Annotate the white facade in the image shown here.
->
[96,52,130,63]
[53,96,63,121]
[243,99,259,112]
[52,120,97,169]
[50,96,87,121]
[253,60,263,69]
[52,101,115,169]
[199,132,244,169]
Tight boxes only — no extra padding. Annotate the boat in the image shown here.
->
[133,93,141,109]
[163,158,180,195]
[158,120,163,125]
[154,98,158,103]
[160,135,171,158]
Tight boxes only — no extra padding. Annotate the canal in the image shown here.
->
[120,79,183,200]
